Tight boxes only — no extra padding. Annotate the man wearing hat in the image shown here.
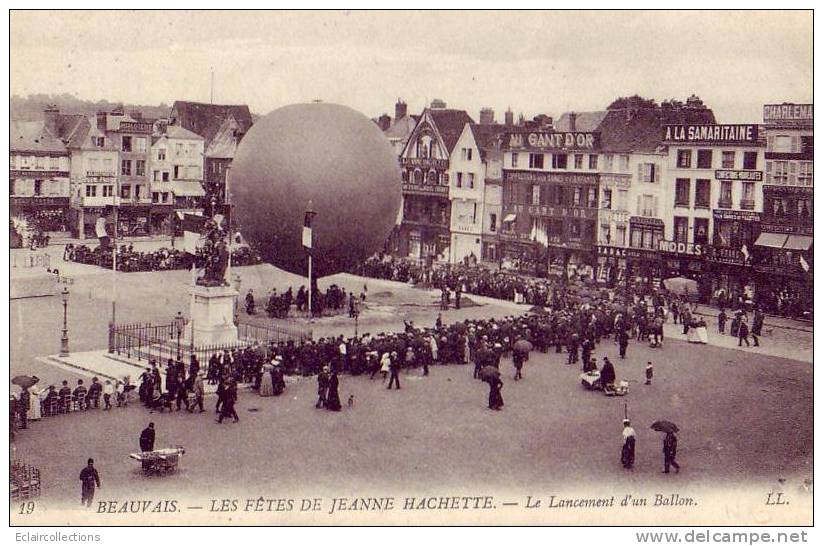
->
[316,366,330,408]
[79,458,101,507]
[387,351,401,390]
[192,371,205,413]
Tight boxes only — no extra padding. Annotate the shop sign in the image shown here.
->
[599,173,632,188]
[507,131,599,151]
[525,204,597,219]
[10,196,70,208]
[763,103,813,124]
[715,170,763,182]
[400,157,449,170]
[704,246,747,266]
[401,182,449,196]
[657,240,704,256]
[763,185,813,196]
[754,264,805,278]
[548,240,593,251]
[712,209,762,222]
[663,124,759,144]
[759,223,813,236]
[600,210,629,223]
[629,216,665,229]
[118,121,154,133]
[597,246,627,258]
[505,170,598,185]
[625,247,659,261]
[10,170,69,178]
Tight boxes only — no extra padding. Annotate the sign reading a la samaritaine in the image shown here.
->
[763,103,813,124]
[663,125,759,144]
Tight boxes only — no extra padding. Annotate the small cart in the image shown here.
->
[130,447,185,476]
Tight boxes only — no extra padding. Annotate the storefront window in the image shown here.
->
[674,216,689,243]
[675,179,690,206]
[694,218,709,245]
[676,150,692,168]
[695,179,711,208]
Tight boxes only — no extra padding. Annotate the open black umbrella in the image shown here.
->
[11,375,39,389]
[478,365,501,383]
[513,339,533,353]
[651,420,679,433]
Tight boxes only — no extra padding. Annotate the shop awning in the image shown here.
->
[503,214,517,223]
[754,232,788,249]
[171,181,205,197]
[782,235,813,251]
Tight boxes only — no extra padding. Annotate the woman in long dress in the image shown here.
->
[259,361,274,397]
[326,372,342,411]
[28,385,43,421]
[488,377,504,410]
[621,419,636,469]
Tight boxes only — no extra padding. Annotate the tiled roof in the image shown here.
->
[469,123,507,151]
[169,100,253,145]
[164,125,204,141]
[554,111,608,132]
[428,108,475,154]
[11,121,68,154]
[384,115,417,140]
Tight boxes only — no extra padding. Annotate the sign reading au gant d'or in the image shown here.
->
[508,131,600,151]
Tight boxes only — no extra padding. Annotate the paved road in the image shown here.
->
[10,267,813,525]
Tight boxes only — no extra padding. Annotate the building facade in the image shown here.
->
[10,120,71,233]
[149,125,205,232]
[394,106,474,263]
[500,127,602,278]
[661,123,765,300]
[753,103,813,317]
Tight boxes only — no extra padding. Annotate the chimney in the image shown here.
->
[395,99,407,121]
[430,98,447,109]
[568,112,577,132]
[96,111,107,131]
[130,110,143,120]
[479,107,495,124]
[44,104,60,137]
[504,108,514,127]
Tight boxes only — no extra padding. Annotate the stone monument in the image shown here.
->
[188,215,238,346]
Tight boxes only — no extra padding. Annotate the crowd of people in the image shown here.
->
[246,283,362,319]
[64,243,260,272]
[10,376,131,438]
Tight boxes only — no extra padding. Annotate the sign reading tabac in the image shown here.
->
[663,124,759,144]
[763,103,813,124]
[508,131,599,151]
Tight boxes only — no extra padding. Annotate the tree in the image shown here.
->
[607,95,657,110]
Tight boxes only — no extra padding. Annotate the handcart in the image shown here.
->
[129,447,185,476]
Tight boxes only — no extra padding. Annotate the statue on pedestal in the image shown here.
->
[197,216,230,287]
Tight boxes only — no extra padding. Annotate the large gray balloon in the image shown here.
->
[229,103,401,277]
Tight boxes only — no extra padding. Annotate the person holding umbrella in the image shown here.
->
[663,431,680,473]
[651,420,681,473]
[478,365,503,410]
[512,339,532,381]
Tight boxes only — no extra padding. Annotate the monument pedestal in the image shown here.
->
[188,284,239,346]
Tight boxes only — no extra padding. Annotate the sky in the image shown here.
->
[10,10,813,123]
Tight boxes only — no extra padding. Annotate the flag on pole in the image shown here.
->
[799,254,810,272]
[303,210,313,249]
[95,217,110,248]
[181,213,207,254]
[741,244,749,261]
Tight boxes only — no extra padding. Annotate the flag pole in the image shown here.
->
[305,201,316,322]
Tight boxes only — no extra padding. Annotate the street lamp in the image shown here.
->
[174,311,186,361]
[60,286,70,356]
[232,273,242,324]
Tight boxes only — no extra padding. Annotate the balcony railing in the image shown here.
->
[739,199,755,210]
[717,198,733,209]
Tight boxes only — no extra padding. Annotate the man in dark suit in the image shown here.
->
[79,458,101,507]
[387,352,401,390]
[663,432,680,473]
[139,422,156,471]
